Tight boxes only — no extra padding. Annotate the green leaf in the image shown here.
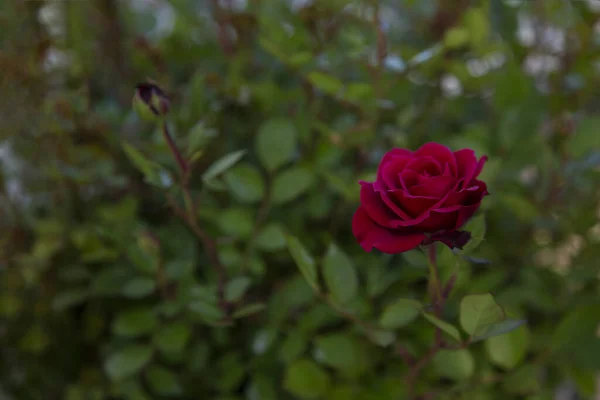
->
[217,208,254,237]
[432,349,475,381]
[186,121,218,155]
[122,142,160,184]
[459,293,505,336]
[255,118,297,171]
[369,330,397,347]
[485,325,530,369]
[122,278,156,298]
[472,319,527,342]
[232,302,266,319]
[285,234,318,291]
[105,345,153,381]
[189,301,225,321]
[145,365,182,395]
[444,27,469,49]
[223,163,265,204]
[502,364,541,394]
[463,8,489,47]
[379,299,422,329]
[255,223,286,251]
[402,249,427,267]
[202,150,247,182]
[215,352,246,392]
[51,289,89,311]
[248,375,277,400]
[225,276,252,302]
[284,359,331,399]
[423,313,461,341]
[322,243,358,305]
[307,72,343,95]
[272,167,314,205]
[551,304,600,369]
[279,332,308,363]
[112,308,158,337]
[461,213,486,253]
[313,333,370,378]
[568,117,600,158]
[153,322,191,355]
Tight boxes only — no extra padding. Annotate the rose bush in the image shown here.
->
[352,143,488,254]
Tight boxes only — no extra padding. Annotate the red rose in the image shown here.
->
[352,143,489,254]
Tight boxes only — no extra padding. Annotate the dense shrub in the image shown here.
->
[1,1,599,399]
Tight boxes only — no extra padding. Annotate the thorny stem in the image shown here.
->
[427,243,442,309]
[161,122,230,316]
[161,123,188,176]
[407,243,458,399]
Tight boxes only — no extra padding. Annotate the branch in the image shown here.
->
[161,123,230,316]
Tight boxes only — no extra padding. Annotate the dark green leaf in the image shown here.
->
[307,72,343,95]
[112,308,159,337]
[461,213,486,253]
[224,163,265,204]
[460,293,505,336]
[225,276,252,302]
[189,301,225,321]
[232,303,266,319]
[432,349,475,381]
[255,223,286,251]
[122,142,160,185]
[423,313,461,341]
[283,359,331,399]
[272,167,314,205]
[568,117,600,158]
[485,325,530,369]
[472,319,526,342]
[285,234,318,291]
[322,243,358,305]
[122,278,156,298]
[202,150,247,182]
[153,322,191,355]
[51,289,89,311]
[279,332,308,363]
[379,299,422,329]
[255,118,297,171]
[146,365,182,395]
[313,333,369,378]
[105,345,153,381]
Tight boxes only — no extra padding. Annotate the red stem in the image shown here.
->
[161,123,188,175]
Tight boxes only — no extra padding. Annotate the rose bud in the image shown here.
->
[352,143,489,254]
[133,82,171,121]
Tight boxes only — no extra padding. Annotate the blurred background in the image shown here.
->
[1,0,600,399]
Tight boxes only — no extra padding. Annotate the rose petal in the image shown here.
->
[352,207,426,254]
[390,189,439,218]
[410,176,457,198]
[454,149,488,189]
[455,202,483,229]
[415,143,457,175]
[359,181,399,227]
[381,156,411,189]
[405,156,442,175]
[413,205,462,231]
[377,189,413,221]
[442,163,453,177]
[430,230,472,249]
[399,170,420,191]
[377,149,413,182]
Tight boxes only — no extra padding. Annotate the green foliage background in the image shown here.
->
[1,0,600,399]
